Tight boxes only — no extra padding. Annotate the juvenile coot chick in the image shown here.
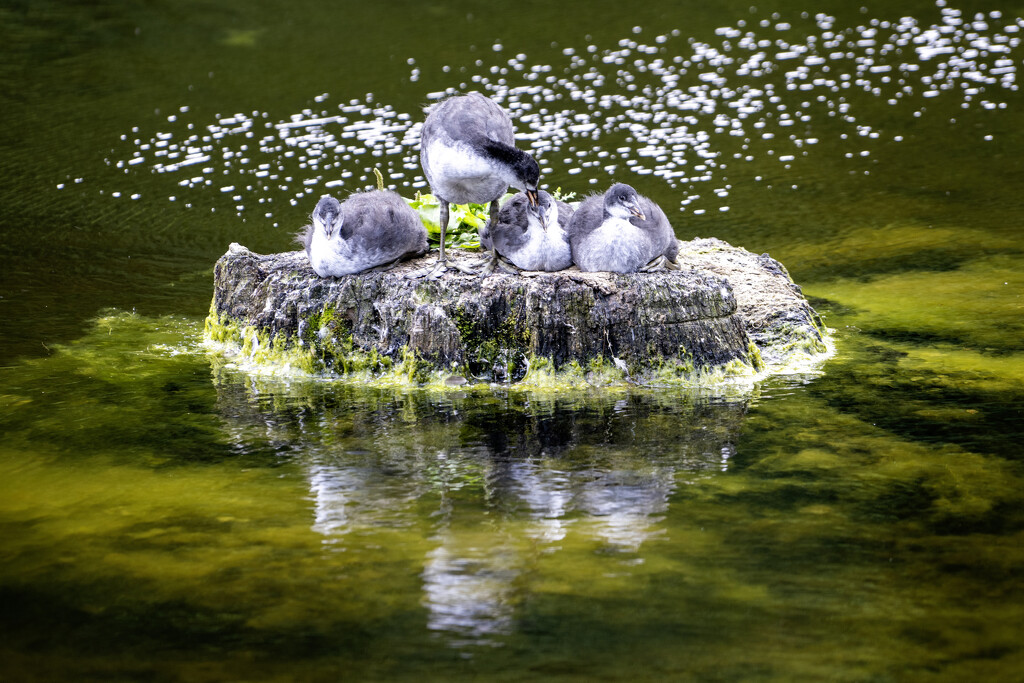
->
[297,191,428,277]
[416,92,541,278]
[567,183,679,274]
[479,190,574,272]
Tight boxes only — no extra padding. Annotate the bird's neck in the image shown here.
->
[604,206,624,221]
[479,139,529,186]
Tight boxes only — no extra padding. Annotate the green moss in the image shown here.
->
[203,301,242,345]
[758,323,831,363]
[397,346,434,385]
[204,293,827,389]
[748,341,767,372]
[294,304,389,376]
[453,303,532,380]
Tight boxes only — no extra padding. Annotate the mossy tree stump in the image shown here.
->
[206,239,827,383]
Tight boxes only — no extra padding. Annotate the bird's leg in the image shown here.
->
[438,201,450,264]
[433,202,480,276]
[488,198,501,230]
[476,199,507,276]
[407,201,455,279]
[427,201,452,278]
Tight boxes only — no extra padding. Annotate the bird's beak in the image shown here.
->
[629,202,646,221]
[526,189,539,208]
[529,200,548,232]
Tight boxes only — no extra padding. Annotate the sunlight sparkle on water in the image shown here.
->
[93,2,1021,220]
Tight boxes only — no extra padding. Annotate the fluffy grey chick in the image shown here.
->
[297,191,428,277]
[478,190,574,272]
[567,183,679,274]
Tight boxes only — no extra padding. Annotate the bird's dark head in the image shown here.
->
[313,195,344,240]
[514,153,541,204]
[604,183,645,221]
[480,140,541,202]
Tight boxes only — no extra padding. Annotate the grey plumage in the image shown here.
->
[567,183,678,274]
[417,92,541,275]
[297,191,427,277]
[480,190,574,271]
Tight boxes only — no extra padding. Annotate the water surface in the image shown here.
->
[1,0,1022,680]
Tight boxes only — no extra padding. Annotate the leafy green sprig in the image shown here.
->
[405,192,514,249]
[371,166,580,250]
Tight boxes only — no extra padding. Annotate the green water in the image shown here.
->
[2,0,1023,680]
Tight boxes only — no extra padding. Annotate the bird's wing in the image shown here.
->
[565,195,605,240]
[555,200,576,229]
[433,93,515,147]
[295,225,313,257]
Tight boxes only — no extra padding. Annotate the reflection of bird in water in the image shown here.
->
[414,92,541,278]
[297,191,427,277]
[479,190,574,273]
[567,183,680,273]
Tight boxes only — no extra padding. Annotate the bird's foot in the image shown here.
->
[405,259,450,280]
[640,255,682,272]
[477,256,499,276]
[413,259,482,277]
[449,259,480,276]
[499,257,523,276]
[478,255,519,277]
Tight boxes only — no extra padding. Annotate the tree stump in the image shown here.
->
[205,238,828,384]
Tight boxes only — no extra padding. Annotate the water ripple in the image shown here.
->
[92,2,1020,222]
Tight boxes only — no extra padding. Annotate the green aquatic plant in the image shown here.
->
[405,191,513,250]
[551,187,577,202]
[394,185,579,251]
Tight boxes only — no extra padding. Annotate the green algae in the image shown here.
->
[207,300,772,392]
[812,252,1024,352]
[300,304,394,376]
[205,304,318,377]
[4,306,1024,683]
[780,223,1020,282]
[754,320,831,369]
[203,293,804,392]
[452,301,533,380]
[747,340,767,372]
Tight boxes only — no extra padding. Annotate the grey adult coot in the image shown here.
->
[567,183,679,274]
[416,92,541,277]
[479,190,574,272]
[297,191,427,277]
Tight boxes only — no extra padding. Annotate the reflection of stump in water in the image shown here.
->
[209,366,751,645]
[206,237,828,383]
[210,367,749,544]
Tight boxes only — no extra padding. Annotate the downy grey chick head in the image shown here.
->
[313,195,344,240]
[531,189,557,231]
[604,183,646,221]
[507,190,554,231]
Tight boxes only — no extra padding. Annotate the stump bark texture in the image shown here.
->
[208,238,826,382]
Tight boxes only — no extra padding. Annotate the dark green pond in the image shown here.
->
[2,0,1023,680]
